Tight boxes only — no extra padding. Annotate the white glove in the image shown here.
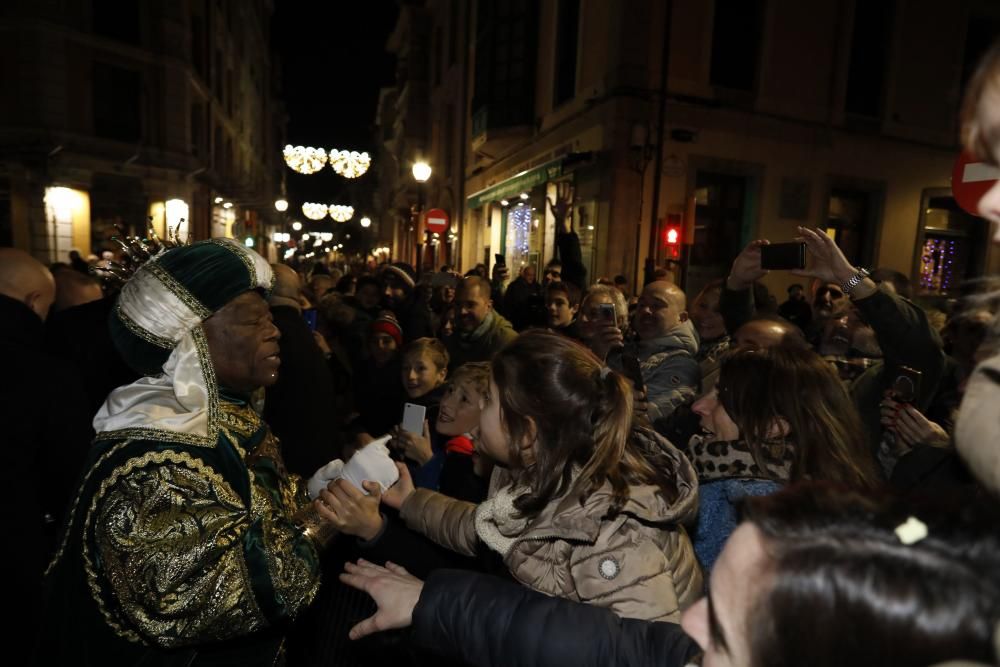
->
[306,435,399,499]
[307,459,344,500]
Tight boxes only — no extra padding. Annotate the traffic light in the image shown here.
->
[662,221,682,259]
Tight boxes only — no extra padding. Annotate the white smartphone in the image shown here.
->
[401,403,426,435]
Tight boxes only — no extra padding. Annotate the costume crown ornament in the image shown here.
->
[89,218,190,290]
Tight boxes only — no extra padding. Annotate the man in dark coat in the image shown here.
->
[264,263,343,476]
[0,248,93,665]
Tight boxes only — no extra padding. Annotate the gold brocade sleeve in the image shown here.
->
[89,452,321,648]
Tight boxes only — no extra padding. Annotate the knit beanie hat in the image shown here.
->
[381,262,416,291]
[372,310,403,347]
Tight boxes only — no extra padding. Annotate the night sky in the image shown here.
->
[271,1,399,209]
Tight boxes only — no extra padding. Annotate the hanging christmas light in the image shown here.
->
[302,202,329,220]
[283,145,328,174]
[329,149,372,178]
[328,204,355,222]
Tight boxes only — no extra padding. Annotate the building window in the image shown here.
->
[214,50,224,99]
[844,0,894,118]
[914,191,988,296]
[553,0,580,106]
[471,0,538,135]
[449,0,460,65]
[191,15,207,80]
[825,187,882,268]
[92,0,140,45]
[191,104,205,156]
[433,25,443,85]
[93,63,142,142]
[691,172,749,270]
[709,0,762,91]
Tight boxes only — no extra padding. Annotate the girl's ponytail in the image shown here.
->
[576,367,633,510]
[493,330,677,519]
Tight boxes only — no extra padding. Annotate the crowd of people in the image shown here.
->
[3,37,1000,667]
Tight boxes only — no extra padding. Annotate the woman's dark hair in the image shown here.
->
[716,345,880,489]
[491,330,679,518]
[742,483,1000,667]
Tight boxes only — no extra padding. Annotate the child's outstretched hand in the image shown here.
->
[340,560,424,640]
[381,462,415,510]
[316,479,384,541]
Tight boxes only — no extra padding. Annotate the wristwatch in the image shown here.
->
[841,268,871,298]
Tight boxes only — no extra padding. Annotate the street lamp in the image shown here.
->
[274,198,289,212]
[292,221,302,231]
[412,161,432,273]
[411,161,432,183]
[360,216,371,228]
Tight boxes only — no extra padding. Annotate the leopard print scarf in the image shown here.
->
[686,434,795,483]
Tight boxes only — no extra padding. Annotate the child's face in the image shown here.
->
[436,379,482,437]
[476,376,511,465]
[371,332,398,366]
[401,351,446,398]
[546,291,577,328]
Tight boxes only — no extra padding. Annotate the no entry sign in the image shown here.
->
[425,208,450,233]
[952,151,1000,216]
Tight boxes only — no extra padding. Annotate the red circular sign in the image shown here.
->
[425,208,450,233]
[952,150,1000,216]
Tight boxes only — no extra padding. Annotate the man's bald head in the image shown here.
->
[634,280,689,339]
[0,248,56,321]
[270,264,302,302]
[733,316,807,351]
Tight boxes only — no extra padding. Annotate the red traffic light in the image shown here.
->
[662,224,682,259]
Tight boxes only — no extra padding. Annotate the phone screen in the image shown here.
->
[760,242,806,270]
[402,403,426,435]
[302,308,318,332]
[598,302,617,323]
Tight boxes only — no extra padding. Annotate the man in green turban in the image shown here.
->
[42,239,337,666]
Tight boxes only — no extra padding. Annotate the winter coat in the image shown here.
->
[399,427,703,622]
[263,304,343,477]
[685,434,793,571]
[443,309,517,369]
[411,569,700,667]
[618,320,701,422]
[956,349,1000,495]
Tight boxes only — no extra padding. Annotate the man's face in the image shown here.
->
[456,283,491,332]
[202,291,281,391]
[691,288,725,341]
[382,277,408,308]
[356,282,380,310]
[543,264,562,285]
[633,281,685,339]
[523,266,537,283]
[546,290,577,328]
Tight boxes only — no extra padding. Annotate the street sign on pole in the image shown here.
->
[952,151,1000,217]
[425,208,450,234]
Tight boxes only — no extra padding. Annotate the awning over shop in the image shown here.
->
[466,158,564,209]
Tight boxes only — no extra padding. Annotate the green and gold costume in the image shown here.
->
[42,239,333,666]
